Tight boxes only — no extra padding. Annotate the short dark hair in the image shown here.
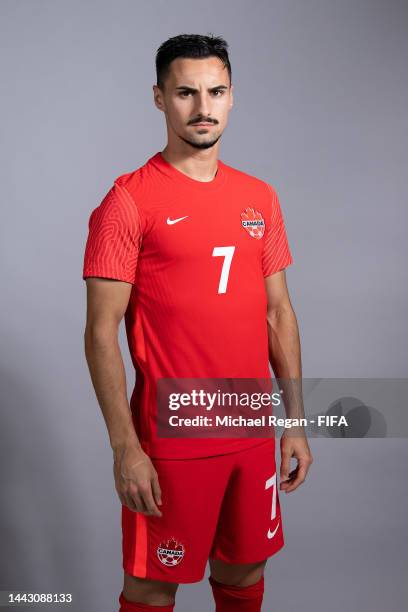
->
[155,33,232,91]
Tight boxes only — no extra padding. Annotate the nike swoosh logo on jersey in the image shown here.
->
[267,521,280,539]
[167,215,189,225]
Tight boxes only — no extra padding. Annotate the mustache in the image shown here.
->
[189,118,218,125]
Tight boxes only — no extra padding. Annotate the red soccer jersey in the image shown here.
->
[82,151,293,459]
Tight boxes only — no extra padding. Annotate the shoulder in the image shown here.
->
[112,160,147,199]
[95,159,151,223]
[109,157,163,219]
[220,159,277,200]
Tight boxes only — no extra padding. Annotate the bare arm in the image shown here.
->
[265,270,301,380]
[265,270,313,493]
[84,277,138,452]
[84,277,162,516]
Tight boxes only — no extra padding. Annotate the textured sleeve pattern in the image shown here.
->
[82,182,142,284]
[261,183,293,277]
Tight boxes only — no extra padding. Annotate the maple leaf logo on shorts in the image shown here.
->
[157,537,185,567]
[241,207,265,239]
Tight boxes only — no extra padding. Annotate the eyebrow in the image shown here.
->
[175,85,229,92]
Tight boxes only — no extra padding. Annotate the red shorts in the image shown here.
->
[122,439,284,583]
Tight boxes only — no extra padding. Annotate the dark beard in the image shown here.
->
[178,132,222,150]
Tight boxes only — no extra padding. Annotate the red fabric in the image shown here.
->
[122,440,284,583]
[119,590,174,611]
[208,575,265,611]
[82,151,293,459]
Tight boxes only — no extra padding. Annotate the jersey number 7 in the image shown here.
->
[212,246,236,294]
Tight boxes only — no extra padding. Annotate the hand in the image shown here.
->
[113,445,163,516]
[280,428,313,493]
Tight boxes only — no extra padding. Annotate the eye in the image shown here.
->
[179,91,193,97]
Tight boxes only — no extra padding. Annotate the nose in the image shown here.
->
[195,91,211,119]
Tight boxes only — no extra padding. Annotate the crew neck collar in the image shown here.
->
[148,151,227,191]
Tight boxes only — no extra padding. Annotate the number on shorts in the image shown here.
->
[265,472,277,521]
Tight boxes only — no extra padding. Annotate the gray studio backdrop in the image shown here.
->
[1,1,407,611]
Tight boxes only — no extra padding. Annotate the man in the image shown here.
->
[83,33,312,612]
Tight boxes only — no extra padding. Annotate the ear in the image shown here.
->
[153,85,165,111]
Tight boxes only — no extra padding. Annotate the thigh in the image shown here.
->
[122,453,234,583]
[210,439,284,564]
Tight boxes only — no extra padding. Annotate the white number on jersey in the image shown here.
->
[212,246,235,294]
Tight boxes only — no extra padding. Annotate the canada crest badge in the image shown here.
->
[240,207,265,239]
[157,537,185,567]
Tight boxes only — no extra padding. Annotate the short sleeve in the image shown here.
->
[82,181,142,284]
[261,183,293,277]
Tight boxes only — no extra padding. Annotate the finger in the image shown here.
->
[280,452,292,481]
[280,468,298,488]
[151,474,162,507]
[117,491,128,506]
[283,464,308,493]
[123,492,139,512]
[129,490,147,513]
[140,484,162,517]
[129,484,160,516]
